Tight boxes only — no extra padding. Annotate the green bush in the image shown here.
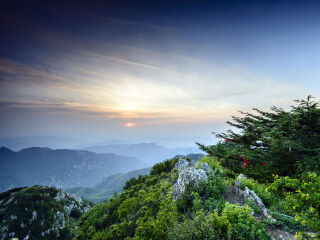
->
[197,156,235,178]
[222,203,271,240]
[150,158,178,176]
[168,210,229,240]
[267,173,320,236]
[170,204,271,240]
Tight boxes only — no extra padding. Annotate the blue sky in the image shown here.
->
[0,0,319,146]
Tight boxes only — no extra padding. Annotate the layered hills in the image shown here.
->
[0,147,144,192]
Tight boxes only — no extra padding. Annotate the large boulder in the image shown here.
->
[173,165,208,199]
[234,174,276,223]
[200,162,212,175]
[175,158,191,171]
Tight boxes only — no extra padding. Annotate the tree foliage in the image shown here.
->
[199,96,320,177]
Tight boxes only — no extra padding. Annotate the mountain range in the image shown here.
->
[84,143,202,165]
[0,147,144,192]
[66,153,204,202]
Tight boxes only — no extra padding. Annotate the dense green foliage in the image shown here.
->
[75,159,179,240]
[197,97,320,238]
[267,173,320,237]
[0,186,92,240]
[75,156,274,240]
[198,96,320,179]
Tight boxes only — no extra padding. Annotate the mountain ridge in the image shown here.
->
[0,147,145,192]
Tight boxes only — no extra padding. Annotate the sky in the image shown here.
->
[0,0,320,147]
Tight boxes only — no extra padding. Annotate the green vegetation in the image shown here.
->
[72,97,320,239]
[74,97,320,240]
[198,95,320,180]
[0,186,92,240]
[267,173,320,235]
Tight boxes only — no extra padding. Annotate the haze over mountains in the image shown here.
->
[66,167,152,202]
[0,142,203,194]
[84,143,202,165]
[66,153,204,202]
[0,147,144,192]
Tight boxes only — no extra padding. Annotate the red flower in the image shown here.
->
[239,155,248,168]
[260,161,269,166]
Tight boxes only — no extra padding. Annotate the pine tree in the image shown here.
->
[199,96,320,177]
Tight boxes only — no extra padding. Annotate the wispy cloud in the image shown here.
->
[84,14,176,32]
[89,53,164,71]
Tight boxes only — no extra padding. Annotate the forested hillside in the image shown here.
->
[0,186,93,240]
[66,167,151,202]
[75,97,320,240]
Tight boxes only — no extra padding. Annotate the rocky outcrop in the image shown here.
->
[200,162,212,175]
[0,186,93,240]
[173,158,209,199]
[235,174,276,223]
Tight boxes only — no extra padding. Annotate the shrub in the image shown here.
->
[222,203,271,240]
[150,158,178,176]
[168,210,229,240]
[197,156,235,178]
[267,173,320,237]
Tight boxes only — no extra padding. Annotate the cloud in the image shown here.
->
[0,47,309,126]
[89,53,164,71]
[0,59,76,88]
[84,14,176,32]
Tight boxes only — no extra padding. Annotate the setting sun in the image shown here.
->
[124,122,136,127]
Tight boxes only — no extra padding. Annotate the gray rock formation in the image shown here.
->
[235,174,276,223]
[200,162,212,175]
[173,158,208,199]
[175,158,192,171]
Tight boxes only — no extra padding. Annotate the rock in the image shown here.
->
[5,197,14,205]
[175,158,190,171]
[0,186,92,240]
[32,211,37,220]
[234,174,276,223]
[235,174,246,189]
[54,190,66,201]
[200,162,212,175]
[173,166,208,199]
[83,207,90,213]
[253,192,266,208]
[70,194,83,204]
[65,203,75,216]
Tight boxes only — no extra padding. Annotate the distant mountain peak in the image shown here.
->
[0,146,14,153]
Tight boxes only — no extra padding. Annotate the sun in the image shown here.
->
[124,122,136,127]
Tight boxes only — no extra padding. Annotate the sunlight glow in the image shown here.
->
[124,122,136,127]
